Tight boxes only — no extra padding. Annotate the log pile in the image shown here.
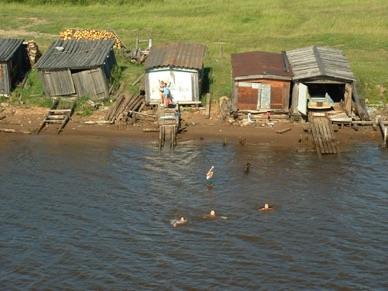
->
[59,29,123,49]
[105,92,147,123]
[23,40,42,66]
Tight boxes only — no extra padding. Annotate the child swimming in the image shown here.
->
[171,216,187,227]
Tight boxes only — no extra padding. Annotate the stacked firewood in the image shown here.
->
[59,29,122,49]
[23,40,42,66]
[105,92,146,123]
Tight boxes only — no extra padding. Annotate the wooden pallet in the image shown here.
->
[309,114,341,158]
[37,98,76,134]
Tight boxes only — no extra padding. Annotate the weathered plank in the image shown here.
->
[309,115,339,156]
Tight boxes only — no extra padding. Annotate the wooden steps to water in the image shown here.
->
[309,113,341,158]
[37,98,76,134]
[157,104,180,150]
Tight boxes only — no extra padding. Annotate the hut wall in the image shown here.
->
[145,68,201,104]
[234,79,290,112]
[39,66,111,99]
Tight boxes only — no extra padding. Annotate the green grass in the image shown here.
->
[1,0,387,105]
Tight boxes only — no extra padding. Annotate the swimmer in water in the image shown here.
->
[206,166,214,186]
[203,210,216,218]
[243,163,251,174]
[171,216,187,227]
[259,203,273,211]
[203,210,227,219]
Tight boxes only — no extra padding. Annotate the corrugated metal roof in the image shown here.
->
[144,42,207,70]
[35,39,115,70]
[285,46,355,82]
[231,51,293,79]
[0,38,24,62]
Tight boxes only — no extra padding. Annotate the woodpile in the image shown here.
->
[105,92,147,123]
[23,40,42,66]
[59,28,123,49]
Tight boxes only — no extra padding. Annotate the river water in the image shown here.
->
[0,135,387,290]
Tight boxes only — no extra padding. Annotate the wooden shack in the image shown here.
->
[144,42,207,105]
[285,46,365,119]
[0,38,31,97]
[35,39,116,100]
[231,51,293,113]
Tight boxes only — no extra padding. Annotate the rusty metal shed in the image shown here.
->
[144,42,207,105]
[0,38,31,97]
[285,46,358,118]
[231,51,293,112]
[35,39,116,100]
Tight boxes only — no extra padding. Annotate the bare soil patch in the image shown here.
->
[0,102,382,154]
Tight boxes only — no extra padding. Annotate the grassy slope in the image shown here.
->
[0,0,387,103]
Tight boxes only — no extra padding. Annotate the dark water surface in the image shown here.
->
[1,135,387,290]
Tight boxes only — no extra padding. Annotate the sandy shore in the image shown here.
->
[0,104,382,152]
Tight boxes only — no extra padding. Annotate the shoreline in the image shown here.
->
[0,105,382,152]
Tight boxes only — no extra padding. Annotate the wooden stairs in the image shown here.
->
[157,104,180,150]
[37,98,77,134]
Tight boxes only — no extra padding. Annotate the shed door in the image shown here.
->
[260,84,271,110]
[173,71,193,102]
[0,64,5,95]
[297,83,308,115]
[72,69,107,99]
[42,70,75,96]
[237,82,258,110]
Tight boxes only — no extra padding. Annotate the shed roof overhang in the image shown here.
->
[295,76,354,84]
[234,74,292,82]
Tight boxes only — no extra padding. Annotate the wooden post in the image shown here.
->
[378,116,388,147]
[205,93,211,119]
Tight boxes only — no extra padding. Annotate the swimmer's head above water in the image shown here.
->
[260,203,272,211]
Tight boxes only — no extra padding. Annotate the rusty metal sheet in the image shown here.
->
[231,51,293,79]
[237,83,258,110]
[144,42,207,70]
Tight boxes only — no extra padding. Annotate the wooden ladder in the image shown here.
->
[37,98,76,134]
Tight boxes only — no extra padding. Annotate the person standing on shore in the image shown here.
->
[163,83,171,107]
[206,166,214,186]
[159,81,166,105]
[266,111,271,121]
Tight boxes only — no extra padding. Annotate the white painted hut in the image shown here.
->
[144,42,207,105]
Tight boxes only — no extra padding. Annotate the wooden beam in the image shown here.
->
[276,128,291,134]
[205,93,211,119]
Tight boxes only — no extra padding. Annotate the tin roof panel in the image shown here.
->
[35,39,115,70]
[285,46,355,82]
[0,38,24,62]
[144,42,207,70]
